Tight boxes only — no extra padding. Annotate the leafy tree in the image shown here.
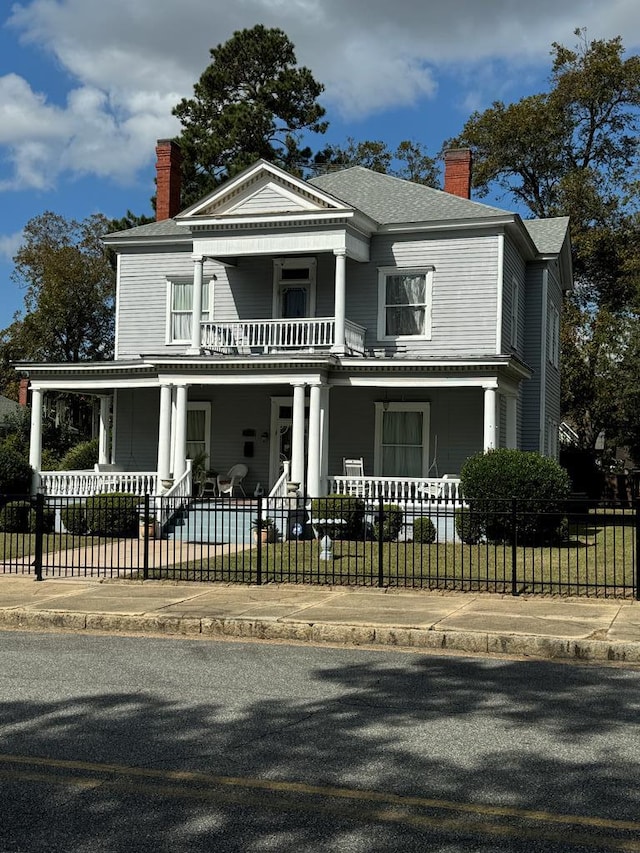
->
[448,30,640,454]
[0,212,115,396]
[173,24,328,206]
[313,137,438,186]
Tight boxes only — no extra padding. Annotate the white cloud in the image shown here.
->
[0,230,24,262]
[3,0,640,190]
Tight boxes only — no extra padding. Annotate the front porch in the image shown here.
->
[37,467,462,504]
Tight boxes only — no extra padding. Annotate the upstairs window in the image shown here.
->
[547,302,559,368]
[510,276,519,349]
[168,279,210,343]
[378,267,433,340]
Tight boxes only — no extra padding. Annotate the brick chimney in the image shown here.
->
[155,139,182,221]
[18,377,29,407]
[443,148,472,199]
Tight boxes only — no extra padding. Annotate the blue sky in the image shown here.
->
[1,0,640,333]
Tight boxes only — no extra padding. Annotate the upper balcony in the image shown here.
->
[199,317,366,356]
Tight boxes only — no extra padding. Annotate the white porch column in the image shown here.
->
[506,393,518,449]
[157,384,173,485]
[173,385,189,480]
[98,395,111,464]
[188,254,204,354]
[331,249,347,355]
[291,383,306,493]
[29,387,43,495]
[306,383,322,498]
[483,384,498,452]
[320,385,330,493]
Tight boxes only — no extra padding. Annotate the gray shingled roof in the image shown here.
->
[522,217,570,255]
[103,165,569,258]
[103,218,188,240]
[309,166,512,224]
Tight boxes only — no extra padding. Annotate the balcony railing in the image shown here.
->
[200,317,366,355]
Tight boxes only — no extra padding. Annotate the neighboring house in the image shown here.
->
[19,142,572,500]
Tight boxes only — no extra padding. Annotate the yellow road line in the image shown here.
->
[1,752,639,850]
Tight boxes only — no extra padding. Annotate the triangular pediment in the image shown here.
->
[177,160,351,221]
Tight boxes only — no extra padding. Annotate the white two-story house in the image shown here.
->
[21,142,571,501]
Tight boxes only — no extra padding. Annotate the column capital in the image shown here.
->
[482,381,499,391]
[191,253,205,263]
[333,248,347,258]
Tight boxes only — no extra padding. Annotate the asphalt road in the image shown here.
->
[1,631,640,852]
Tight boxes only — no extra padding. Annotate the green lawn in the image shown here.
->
[2,513,637,597]
[146,520,638,596]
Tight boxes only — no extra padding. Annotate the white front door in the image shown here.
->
[269,397,308,487]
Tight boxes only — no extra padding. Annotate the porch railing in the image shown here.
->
[39,470,158,497]
[328,475,462,503]
[201,317,366,355]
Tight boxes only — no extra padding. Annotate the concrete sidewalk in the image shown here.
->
[1,574,640,663]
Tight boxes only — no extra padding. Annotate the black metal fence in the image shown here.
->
[0,493,638,598]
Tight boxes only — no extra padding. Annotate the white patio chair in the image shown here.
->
[216,463,248,497]
[343,458,365,497]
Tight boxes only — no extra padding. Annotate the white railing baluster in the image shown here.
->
[200,317,366,355]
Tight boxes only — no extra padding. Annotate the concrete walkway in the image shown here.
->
[1,574,640,664]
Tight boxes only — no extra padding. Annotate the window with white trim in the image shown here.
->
[377,267,433,340]
[374,402,430,477]
[547,302,559,368]
[186,402,211,465]
[167,279,210,343]
[510,276,519,349]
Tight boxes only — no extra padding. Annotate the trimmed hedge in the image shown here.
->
[460,449,570,544]
[412,516,436,544]
[310,494,365,538]
[373,504,404,542]
[454,508,484,544]
[61,503,88,535]
[59,439,99,471]
[0,499,54,534]
[85,493,139,537]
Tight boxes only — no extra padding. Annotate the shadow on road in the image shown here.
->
[1,636,639,852]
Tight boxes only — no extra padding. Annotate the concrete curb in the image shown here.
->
[2,607,640,663]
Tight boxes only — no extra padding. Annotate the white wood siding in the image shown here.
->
[349,232,499,356]
[116,246,195,358]
[115,230,500,359]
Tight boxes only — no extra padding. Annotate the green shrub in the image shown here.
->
[0,447,32,494]
[0,499,54,533]
[310,494,365,538]
[455,508,484,544]
[373,504,404,542]
[61,503,88,535]
[59,439,99,471]
[0,500,31,532]
[28,505,55,534]
[85,493,138,537]
[412,516,436,544]
[460,449,571,544]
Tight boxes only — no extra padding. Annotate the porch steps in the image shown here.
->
[164,499,304,544]
[165,500,255,544]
